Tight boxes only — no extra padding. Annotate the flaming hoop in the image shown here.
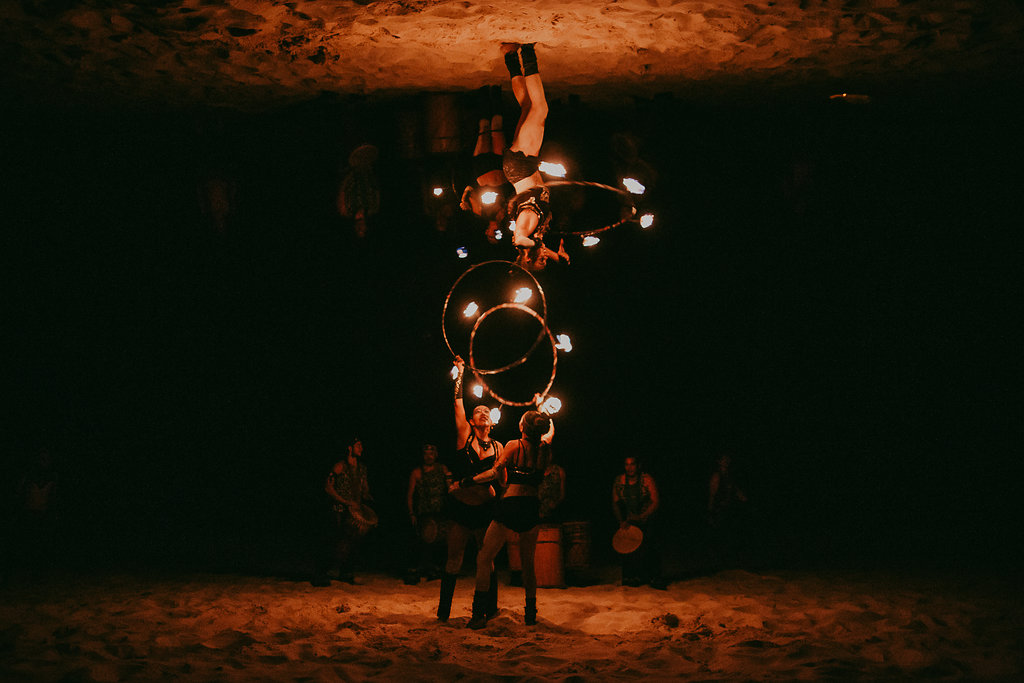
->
[509,180,647,238]
[468,303,558,408]
[441,260,548,361]
[442,261,562,408]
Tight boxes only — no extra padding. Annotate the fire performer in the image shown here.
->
[457,411,554,629]
[501,42,570,272]
[437,357,503,622]
[460,85,513,245]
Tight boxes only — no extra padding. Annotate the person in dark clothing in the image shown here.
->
[612,455,666,589]
[707,452,750,568]
[313,438,375,586]
[436,356,503,622]
[405,444,451,584]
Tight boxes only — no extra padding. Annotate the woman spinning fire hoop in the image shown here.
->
[501,43,570,272]
[437,356,503,622]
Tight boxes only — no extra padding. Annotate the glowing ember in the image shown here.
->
[622,178,646,195]
[513,287,533,304]
[456,246,469,259]
[472,384,483,398]
[433,187,444,197]
[538,161,567,177]
[539,396,562,415]
[481,190,498,205]
[463,301,479,317]
[489,408,501,424]
[583,236,600,247]
[494,229,503,240]
[640,213,654,228]
[556,334,573,352]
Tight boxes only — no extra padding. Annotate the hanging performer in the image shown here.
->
[437,356,503,622]
[460,84,513,245]
[501,42,570,272]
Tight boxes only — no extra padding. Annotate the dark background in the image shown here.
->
[3,74,1019,577]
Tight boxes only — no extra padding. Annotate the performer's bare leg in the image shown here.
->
[511,44,547,158]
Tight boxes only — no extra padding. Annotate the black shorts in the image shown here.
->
[503,149,540,185]
[448,497,493,531]
[494,496,540,533]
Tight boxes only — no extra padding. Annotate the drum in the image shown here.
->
[561,521,592,569]
[612,524,643,554]
[349,504,378,537]
[506,525,564,588]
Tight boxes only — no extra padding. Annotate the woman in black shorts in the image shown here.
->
[437,356,503,622]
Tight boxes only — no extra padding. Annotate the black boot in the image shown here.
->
[467,590,489,629]
[520,43,539,76]
[437,572,457,621]
[485,573,498,620]
[525,597,537,626]
[503,48,522,79]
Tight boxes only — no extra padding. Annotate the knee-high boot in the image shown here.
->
[436,572,458,621]
[525,597,537,626]
[467,590,489,630]
[485,572,498,619]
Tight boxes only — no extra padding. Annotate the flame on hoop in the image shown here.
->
[489,408,501,424]
[640,213,654,229]
[456,246,469,259]
[513,287,533,304]
[463,301,479,317]
[555,334,573,352]
[538,396,562,415]
[433,187,444,197]
[494,229,503,240]
[481,190,498,205]
[622,178,646,195]
[450,365,459,379]
[471,384,484,398]
[539,161,567,178]
[583,236,600,247]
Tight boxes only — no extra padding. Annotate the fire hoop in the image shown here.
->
[468,303,558,408]
[511,180,643,238]
[441,260,548,362]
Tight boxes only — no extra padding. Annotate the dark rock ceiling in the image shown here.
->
[2,0,1023,110]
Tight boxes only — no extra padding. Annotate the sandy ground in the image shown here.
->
[2,0,1022,108]
[3,566,1022,681]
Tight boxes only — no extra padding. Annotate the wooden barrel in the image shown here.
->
[505,526,565,587]
[561,520,591,569]
[534,525,565,588]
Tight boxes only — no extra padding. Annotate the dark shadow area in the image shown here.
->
[3,76,1020,586]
